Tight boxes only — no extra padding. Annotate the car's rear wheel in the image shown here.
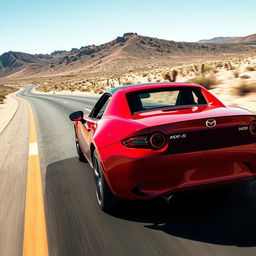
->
[93,151,119,212]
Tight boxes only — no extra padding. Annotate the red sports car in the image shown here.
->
[69,83,256,212]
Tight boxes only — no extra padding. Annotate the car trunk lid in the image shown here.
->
[132,106,256,154]
[132,105,254,128]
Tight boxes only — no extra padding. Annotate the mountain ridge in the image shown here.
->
[198,37,241,44]
[228,33,256,44]
[1,32,256,79]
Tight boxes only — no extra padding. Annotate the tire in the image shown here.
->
[93,151,119,212]
[76,138,87,162]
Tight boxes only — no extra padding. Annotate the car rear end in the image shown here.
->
[99,84,256,200]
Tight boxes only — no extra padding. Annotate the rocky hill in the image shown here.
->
[0,51,53,78]
[228,33,256,44]
[50,48,79,56]
[1,33,256,79]
[198,37,240,44]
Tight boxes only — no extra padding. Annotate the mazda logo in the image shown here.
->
[206,119,216,128]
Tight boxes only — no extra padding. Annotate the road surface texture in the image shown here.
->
[2,86,256,256]
[0,96,29,256]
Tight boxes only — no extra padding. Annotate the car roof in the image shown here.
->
[107,82,202,95]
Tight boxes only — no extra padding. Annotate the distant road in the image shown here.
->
[1,86,256,255]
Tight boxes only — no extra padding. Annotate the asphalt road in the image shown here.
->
[2,86,256,256]
[0,96,29,256]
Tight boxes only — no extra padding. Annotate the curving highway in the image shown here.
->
[1,86,256,255]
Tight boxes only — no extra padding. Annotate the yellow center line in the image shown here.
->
[23,102,49,256]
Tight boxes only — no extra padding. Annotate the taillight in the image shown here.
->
[149,132,167,149]
[122,132,167,150]
[250,121,256,135]
[122,135,149,148]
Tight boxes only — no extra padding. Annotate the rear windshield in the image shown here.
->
[126,87,207,114]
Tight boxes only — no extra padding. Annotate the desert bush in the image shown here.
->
[216,62,223,68]
[227,62,235,70]
[0,86,19,104]
[94,88,104,94]
[194,65,199,72]
[201,64,214,74]
[233,70,240,78]
[122,81,134,85]
[0,93,5,104]
[187,75,217,90]
[224,62,229,70]
[161,70,178,82]
[236,81,256,96]
[240,75,250,79]
[245,66,255,72]
[80,87,89,92]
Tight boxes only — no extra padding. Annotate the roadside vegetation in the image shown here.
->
[2,55,256,112]
[187,75,217,90]
[0,85,19,104]
[236,81,256,96]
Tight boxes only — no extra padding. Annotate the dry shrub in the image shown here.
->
[187,75,217,90]
[216,62,223,68]
[161,70,178,82]
[0,94,5,104]
[240,75,250,79]
[94,87,104,94]
[228,62,235,70]
[236,81,256,96]
[224,62,229,70]
[201,64,214,74]
[233,70,239,78]
[122,81,134,85]
[194,65,199,72]
[80,87,89,92]
[0,86,18,104]
[245,66,255,72]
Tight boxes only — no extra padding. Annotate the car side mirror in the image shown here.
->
[69,111,84,122]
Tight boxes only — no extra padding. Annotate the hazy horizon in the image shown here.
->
[1,0,255,55]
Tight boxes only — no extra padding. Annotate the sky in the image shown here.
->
[0,0,255,55]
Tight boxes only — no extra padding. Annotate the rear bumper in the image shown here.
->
[99,142,256,200]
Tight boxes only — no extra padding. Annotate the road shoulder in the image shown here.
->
[0,90,20,134]
[0,96,29,256]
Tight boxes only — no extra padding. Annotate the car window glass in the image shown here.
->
[90,94,111,120]
[127,87,207,114]
[192,91,201,104]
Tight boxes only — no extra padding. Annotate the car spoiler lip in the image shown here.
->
[131,106,255,126]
